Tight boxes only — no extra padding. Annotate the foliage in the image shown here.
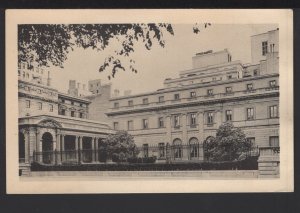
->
[127,156,157,164]
[100,130,139,161]
[18,24,174,79]
[18,23,211,79]
[30,156,258,171]
[204,122,252,161]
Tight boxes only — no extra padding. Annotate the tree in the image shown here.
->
[101,130,139,162]
[18,23,210,79]
[204,122,252,161]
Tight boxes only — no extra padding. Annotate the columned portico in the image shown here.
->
[19,114,114,169]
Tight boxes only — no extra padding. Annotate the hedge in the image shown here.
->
[31,156,258,171]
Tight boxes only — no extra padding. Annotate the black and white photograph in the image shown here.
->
[5,9,293,193]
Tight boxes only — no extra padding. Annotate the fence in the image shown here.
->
[32,143,260,166]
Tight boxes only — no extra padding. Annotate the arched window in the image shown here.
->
[42,132,53,164]
[173,138,182,159]
[189,137,199,158]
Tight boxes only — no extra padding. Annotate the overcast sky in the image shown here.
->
[48,24,277,95]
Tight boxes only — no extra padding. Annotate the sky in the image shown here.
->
[47,24,278,95]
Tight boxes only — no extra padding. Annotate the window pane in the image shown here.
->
[113,122,119,130]
[269,136,279,147]
[159,96,164,102]
[26,100,30,108]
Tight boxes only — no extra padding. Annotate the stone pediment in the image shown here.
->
[38,119,62,128]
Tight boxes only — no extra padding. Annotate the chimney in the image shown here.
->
[114,89,120,97]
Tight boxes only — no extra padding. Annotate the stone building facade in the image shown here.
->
[102,29,279,161]
[18,66,114,173]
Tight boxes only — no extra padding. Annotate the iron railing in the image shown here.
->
[31,143,260,165]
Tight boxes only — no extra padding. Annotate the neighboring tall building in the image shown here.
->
[102,29,279,161]
[251,28,279,64]
[88,79,102,94]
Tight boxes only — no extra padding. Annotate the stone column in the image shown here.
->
[95,138,99,162]
[92,137,96,163]
[23,129,30,163]
[197,112,204,160]
[75,136,79,162]
[35,128,42,163]
[28,127,37,163]
[56,133,61,165]
[61,134,65,163]
[52,134,57,165]
[79,136,83,163]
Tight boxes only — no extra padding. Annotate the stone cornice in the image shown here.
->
[110,73,279,101]
[19,123,113,135]
[58,93,91,104]
[18,92,59,104]
[107,91,279,116]
[18,79,58,92]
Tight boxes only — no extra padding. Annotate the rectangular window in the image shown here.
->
[207,89,213,96]
[71,111,75,117]
[247,137,255,146]
[80,103,83,107]
[174,94,180,100]
[190,91,196,98]
[262,41,268,56]
[61,109,66,116]
[270,105,278,118]
[269,136,279,147]
[253,70,258,76]
[142,98,148,105]
[227,75,232,80]
[174,115,180,127]
[49,104,53,112]
[79,113,83,118]
[225,87,232,93]
[37,89,41,94]
[71,101,74,105]
[114,102,119,108]
[26,100,30,108]
[128,100,133,106]
[158,143,165,158]
[247,83,253,90]
[226,110,232,121]
[212,77,216,81]
[190,113,197,126]
[128,120,133,130]
[38,102,42,110]
[142,119,148,129]
[158,96,164,103]
[113,122,119,130]
[158,117,164,128]
[269,80,276,87]
[143,144,149,158]
[207,112,214,124]
[247,108,254,120]
[61,99,65,103]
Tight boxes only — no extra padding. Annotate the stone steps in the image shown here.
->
[19,163,31,176]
